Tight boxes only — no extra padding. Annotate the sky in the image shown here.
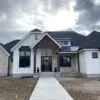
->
[0,0,100,43]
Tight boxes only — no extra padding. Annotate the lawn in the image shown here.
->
[57,76,100,100]
[0,77,38,100]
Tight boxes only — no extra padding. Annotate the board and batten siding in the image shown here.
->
[0,48,9,76]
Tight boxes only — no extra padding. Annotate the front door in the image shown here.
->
[41,56,52,72]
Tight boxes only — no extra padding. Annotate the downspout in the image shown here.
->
[7,56,10,76]
[77,53,80,73]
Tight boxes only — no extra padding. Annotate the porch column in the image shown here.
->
[57,51,60,72]
[77,53,80,73]
[31,49,34,73]
[34,49,36,73]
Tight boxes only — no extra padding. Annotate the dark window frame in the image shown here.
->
[19,51,31,68]
[92,52,98,58]
[59,56,71,67]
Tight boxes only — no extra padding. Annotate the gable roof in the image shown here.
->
[81,31,100,49]
[8,30,100,54]
[0,43,10,56]
[48,31,86,49]
[4,40,20,55]
[30,28,42,32]
[31,33,61,49]
[11,29,43,51]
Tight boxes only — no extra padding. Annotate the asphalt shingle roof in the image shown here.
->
[4,30,100,56]
[4,40,20,55]
[19,46,30,51]
[81,31,100,49]
[30,29,42,32]
[48,31,86,49]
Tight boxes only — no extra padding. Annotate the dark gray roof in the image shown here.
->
[4,40,20,55]
[81,31,100,49]
[48,31,86,49]
[4,30,100,56]
[0,43,10,55]
[19,46,30,51]
[30,28,42,32]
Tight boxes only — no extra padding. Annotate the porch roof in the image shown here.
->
[60,46,79,52]
[31,33,61,49]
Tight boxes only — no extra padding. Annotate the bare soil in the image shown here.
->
[0,77,38,100]
[57,76,100,100]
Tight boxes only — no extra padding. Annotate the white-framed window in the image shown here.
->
[58,40,71,46]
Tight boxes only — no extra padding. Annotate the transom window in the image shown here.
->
[59,56,71,67]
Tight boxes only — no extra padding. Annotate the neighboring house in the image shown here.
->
[2,29,100,77]
[0,44,9,76]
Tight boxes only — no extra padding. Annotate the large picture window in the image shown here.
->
[19,51,31,68]
[59,56,71,67]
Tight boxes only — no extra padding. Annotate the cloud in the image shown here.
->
[74,0,100,32]
[0,0,100,43]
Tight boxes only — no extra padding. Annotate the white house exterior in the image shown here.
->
[0,44,9,76]
[1,29,100,77]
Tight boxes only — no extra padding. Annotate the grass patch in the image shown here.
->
[0,77,38,100]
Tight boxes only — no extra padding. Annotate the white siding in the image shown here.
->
[36,49,41,72]
[16,33,42,50]
[85,50,100,75]
[79,51,87,74]
[12,49,34,77]
[0,48,9,76]
[79,49,100,76]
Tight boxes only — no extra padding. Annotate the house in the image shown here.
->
[1,29,100,77]
[0,44,9,76]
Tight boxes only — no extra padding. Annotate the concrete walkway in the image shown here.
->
[30,74,73,100]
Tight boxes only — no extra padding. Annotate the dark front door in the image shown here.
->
[41,56,52,72]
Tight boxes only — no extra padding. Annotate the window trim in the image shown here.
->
[59,56,71,67]
[57,40,71,46]
[19,51,31,68]
[92,52,98,59]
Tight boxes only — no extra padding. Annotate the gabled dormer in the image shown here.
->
[30,28,43,40]
[55,38,72,46]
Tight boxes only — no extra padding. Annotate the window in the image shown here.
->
[92,52,98,58]
[58,40,71,46]
[19,51,30,68]
[35,34,39,40]
[59,56,71,67]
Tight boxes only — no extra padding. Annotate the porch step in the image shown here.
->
[40,72,54,77]
[60,72,81,77]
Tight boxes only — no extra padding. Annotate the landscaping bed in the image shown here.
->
[0,77,38,100]
[57,76,100,100]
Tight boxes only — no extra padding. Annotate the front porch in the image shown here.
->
[12,33,79,77]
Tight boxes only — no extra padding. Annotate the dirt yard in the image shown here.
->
[0,77,38,100]
[57,76,100,100]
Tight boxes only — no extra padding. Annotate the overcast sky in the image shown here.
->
[0,0,100,43]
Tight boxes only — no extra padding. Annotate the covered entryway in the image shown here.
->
[41,56,52,72]
[31,33,61,73]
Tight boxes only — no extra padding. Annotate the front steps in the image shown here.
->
[33,72,81,77]
[60,72,81,77]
